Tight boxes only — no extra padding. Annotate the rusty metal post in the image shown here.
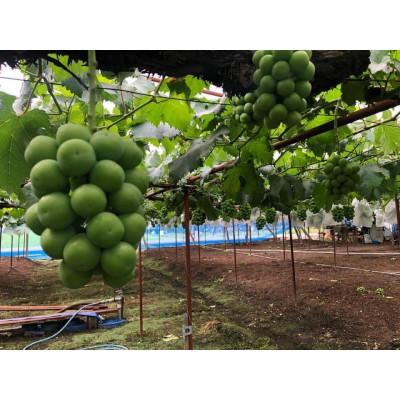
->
[175,225,178,261]
[204,224,207,247]
[248,223,252,255]
[395,194,400,245]
[197,225,201,265]
[183,188,193,350]
[138,241,144,335]
[0,225,2,262]
[287,213,297,303]
[17,234,20,259]
[146,228,149,250]
[332,226,337,267]
[158,223,161,256]
[26,233,29,258]
[232,219,238,285]
[224,225,227,250]
[10,235,13,267]
[282,213,286,261]
[346,226,349,256]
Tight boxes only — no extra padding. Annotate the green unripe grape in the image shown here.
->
[297,62,315,81]
[101,242,136,278]
[252,50,266,66]
[25,203,46,235]
[298,98,308,112]
[271,61,290,80]
[118,139,143,169]
[283,93,303,111]
[231,96,240,105]
[339,158,347,168]
[90,160,125,192]
[30,159,69,195]
[119,212,147,246]
[253,69,263,85]
[56,123,91,145]
[244,92,257,103]
[272,50,293,61]
[285,111,302,127]
[295,81,312,98]
[324,163,334,174]
[102,269,135,289]
[109,183,143,214]
[235,114,240,121]
[58,261,92,289]
[264,117,280,129]
[87,212,125,248]
[70,184,107,218]
[125,165,149,194]
[259,75,277,93]
[40,226,76,259]
[333,166,341,176]
[276,79,295,97]
[256,93,276,113]
[57,139,96,177]
[259,54,275,74]
[305,50,313,58]
[240,113,251,124]
[63,233,100,272]
[244,103,253,113]
[24,136,58,167]
[90,129,124,161]
[37,192,76,230]
[236,105,244,114]
[252,107,265,121]
[289,51,310,73]
[269,104,288,125]
[330,155,340,165]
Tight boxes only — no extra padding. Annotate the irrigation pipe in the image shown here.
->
[23,299,114,350]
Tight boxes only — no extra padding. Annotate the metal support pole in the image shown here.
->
[0,225,2,262]
[332,226,337,267]
[183,188,193,350]
[204,224,207,247]
[282,214,286,261]
[197,225,201,265]
[287,214,297,303]
[17,234,20,259]
[10,235,13,267]
[248,223,252,255]
[138,241,144,336]
[158,224,161,256]
[395,194,400,245]
[175,225,178,261]
[232,219,238,285]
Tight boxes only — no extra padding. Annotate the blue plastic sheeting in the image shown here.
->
[0,223,283,261]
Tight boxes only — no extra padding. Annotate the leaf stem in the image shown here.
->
[87,50,97,133]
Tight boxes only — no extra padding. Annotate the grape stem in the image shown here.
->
[87,50,97,133]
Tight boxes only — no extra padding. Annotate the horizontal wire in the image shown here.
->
[0,75,227,106]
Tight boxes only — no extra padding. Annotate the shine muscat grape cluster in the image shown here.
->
[232,50,314,129]
[24,124,149,289]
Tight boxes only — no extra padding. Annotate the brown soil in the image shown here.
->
[148,239,400,349]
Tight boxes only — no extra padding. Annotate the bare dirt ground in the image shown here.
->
[151,239,400,349]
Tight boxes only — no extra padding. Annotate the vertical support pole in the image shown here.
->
[22,233,26,257]
[175,225,178,261]
[287,213,297,303]
[232,219,238,285]
[138,241,144,336]
[224,225,227,250]
[26,233,29,258]
[183,188,193,350]
[307,226,311,249]
[10,235,13,267]
[158,223,161,256]
[17,234,20,259]
[248,223,252,255]
[282,213,286,261]
[332,226,337,267]
[346,226,349,256]
[395,194,400,246]
[0,225,2,262]
[197,225,201,265]
[204,224,207,247]
[146,228,149,250]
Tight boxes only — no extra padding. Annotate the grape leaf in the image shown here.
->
[357,164,390,200]
[374,124,400,154]
[0,109,50,194]
[169,127,228,181]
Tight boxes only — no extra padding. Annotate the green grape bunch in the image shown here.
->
[343,205,355,221]
[332,206,345,223]
[233,50,314,130]
[191,208,206,226]
[322,154,360,201]
[308,201,320,214]
[265,208,277,224]
[24,123,149,289]
[159,206,170,225]
[238,204,252,221]
[296,208,307,221]
[220,199,237,220]
[256,215,266,230]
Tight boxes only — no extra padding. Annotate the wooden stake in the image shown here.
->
[287,214,297,303]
